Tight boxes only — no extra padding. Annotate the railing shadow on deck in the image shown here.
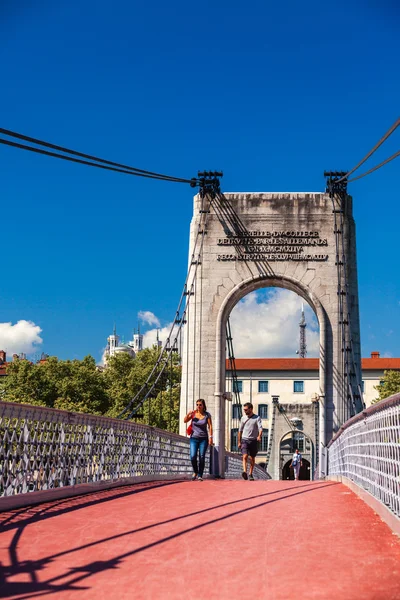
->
[0,481,337,598]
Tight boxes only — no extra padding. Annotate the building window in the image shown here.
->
[232,404,242,419]
[258,404,268,419]
[233,380,243,393]
[231,428,239,452]
[258,380,269,393]
[293,431,304,452]
[260,429,269,452]
[293,380,304,393]
[361,380,365,393]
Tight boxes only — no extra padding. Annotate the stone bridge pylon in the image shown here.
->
[179,191,362,477]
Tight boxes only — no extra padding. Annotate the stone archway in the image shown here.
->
[279,429,314,481]
[179,192,362,477]
[215,274,325,477]
[282,458,311,481]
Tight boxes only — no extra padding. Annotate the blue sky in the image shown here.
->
[0,0,399,361]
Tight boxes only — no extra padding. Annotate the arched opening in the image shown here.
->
[219,277,324,479]
[279,430,314,480]
[282,458,311,481]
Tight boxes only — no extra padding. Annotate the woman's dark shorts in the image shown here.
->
[241,439,258,458]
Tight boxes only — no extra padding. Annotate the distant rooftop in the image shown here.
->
[227,352,400,371]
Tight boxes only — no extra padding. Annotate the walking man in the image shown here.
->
[238,402,263,481]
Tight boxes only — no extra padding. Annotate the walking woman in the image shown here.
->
[183,399,213,481]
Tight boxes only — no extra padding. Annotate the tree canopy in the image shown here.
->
[372,370,400,404]
[1,349,181,433]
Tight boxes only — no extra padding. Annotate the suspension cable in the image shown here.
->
[336,117,399,183]
[0,127,193,182]
[185,293,191,419]
[226,318,242,412]
[120,178,221,420]
[0,136,192,183]
[169,349,173,431]
[347,150,400,183]
[336,193,364,413]
[192,275,197,406]
[327,177,363,418]
[118,195,211,418]
[124,203,209,419]
[198,206,204,400]
[226,317,242,450]
[331,192,353,419]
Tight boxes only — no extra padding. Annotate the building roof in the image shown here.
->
[227,356,400,372]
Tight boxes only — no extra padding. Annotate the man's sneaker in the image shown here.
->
[242,471,248,480]
[249,474,254,481]
[192,474,198,481]
[198,477,203,481]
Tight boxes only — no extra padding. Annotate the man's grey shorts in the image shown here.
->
[241,439,258,458]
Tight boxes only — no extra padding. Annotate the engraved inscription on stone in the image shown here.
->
[217,230,328,262]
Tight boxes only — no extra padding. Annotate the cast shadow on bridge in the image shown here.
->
[0,480,338,598]
[0,481,182,533]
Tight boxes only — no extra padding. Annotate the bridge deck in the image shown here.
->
[1,480,400,599]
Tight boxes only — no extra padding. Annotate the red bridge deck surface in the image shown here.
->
[0,480,400,599]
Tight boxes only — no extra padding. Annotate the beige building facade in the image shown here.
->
[226,352,399,479]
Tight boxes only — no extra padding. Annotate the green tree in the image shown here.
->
[2,358,57,406]
[372,370,400,404]
[2,348,182,432]
[134,347,181,432]
[2,355,109,414]
[141,386,181,433]
[104,347,182,432]
[103,353,137,418]
[53,355,109,415]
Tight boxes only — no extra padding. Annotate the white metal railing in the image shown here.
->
[225,451,270,479]
[0,401,271,499]
[0,401,201,497]
[328,393,400,518]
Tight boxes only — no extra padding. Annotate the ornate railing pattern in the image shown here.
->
[0,401,203,497]
[328,393,400,518]
[225,451,269,480]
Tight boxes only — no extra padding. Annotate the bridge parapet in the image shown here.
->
[0,401,270,509]
[0,401,201,507]
[328,393,400,519]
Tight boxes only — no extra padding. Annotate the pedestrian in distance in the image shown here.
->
[289,448,303,480]
[238,402,262,481]
[183,399,213,481]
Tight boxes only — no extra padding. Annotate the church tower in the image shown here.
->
[107,324,119,358]
[132,325,143,353]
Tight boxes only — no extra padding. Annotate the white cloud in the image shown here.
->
[138,311,161,327]
[229,289,319,358]
[140,290,319,359]
[142,322,182,350]
[0,320,43,357]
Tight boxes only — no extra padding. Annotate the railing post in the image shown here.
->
[213,391,226,477]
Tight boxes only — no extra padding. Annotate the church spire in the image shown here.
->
[298,303,307,358]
